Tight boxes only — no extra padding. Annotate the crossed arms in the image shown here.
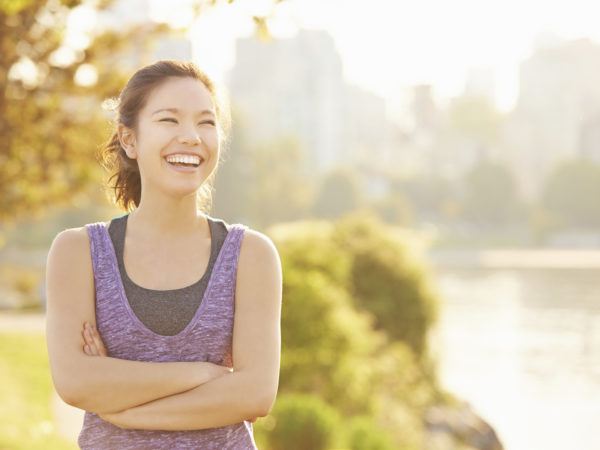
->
[45,227,282,430]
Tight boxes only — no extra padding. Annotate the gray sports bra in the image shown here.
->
[107,213,230,336]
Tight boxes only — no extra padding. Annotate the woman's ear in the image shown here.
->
[118,124,137,159]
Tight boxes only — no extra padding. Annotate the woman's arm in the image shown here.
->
[82,323,261,424]
[99,229,282,430]
[46,228,229,414]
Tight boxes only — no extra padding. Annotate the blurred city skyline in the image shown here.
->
[11,0,597,246]
[183,0,600,115]
[84,0,600,115]
[56,0,600,120]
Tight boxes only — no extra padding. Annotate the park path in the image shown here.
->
[0,310,83,443]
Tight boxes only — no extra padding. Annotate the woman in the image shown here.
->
[45,60,282,449]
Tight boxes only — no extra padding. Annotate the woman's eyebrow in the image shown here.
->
[151,107,216,116]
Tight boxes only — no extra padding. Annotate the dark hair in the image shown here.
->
[98,60,231,212]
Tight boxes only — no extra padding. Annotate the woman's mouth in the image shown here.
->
[164,154,203,171]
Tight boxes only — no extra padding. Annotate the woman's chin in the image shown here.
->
[156,181,205,201]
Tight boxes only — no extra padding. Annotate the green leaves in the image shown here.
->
[0,0,38,15]
[263,212,441,448]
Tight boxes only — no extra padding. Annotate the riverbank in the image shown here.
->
[429,248,600,269]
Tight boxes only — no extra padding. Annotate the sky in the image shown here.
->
[150,0,600,115]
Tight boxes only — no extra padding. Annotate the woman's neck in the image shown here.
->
[127,192,208,239]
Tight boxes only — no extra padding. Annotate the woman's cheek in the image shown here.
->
[202,128,219,145]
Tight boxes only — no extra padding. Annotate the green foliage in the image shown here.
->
[333,212,439,358]
[313,169,361,219]
[541,158,600,228]
[0,332,77,449]
[259,393,342,450]
[462,161,522,226]
[267,212,442,448]
[367,190,414,226]
[346,416,396,450]
[447,94,504,144]
[211,110,254,222]
[1,1,173,223]
[0,0,39,14]
[0,264,44,309]
[215,133,314,228]
[277,239,382,414]
[399,175,459,222]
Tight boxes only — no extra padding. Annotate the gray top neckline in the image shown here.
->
[109,213,228,295]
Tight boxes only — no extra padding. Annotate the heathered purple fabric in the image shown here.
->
[79,221,257,450]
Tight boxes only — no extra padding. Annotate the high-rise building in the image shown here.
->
[505,37,600,199]
[95,0,193,69]
[579,112,600,164]
[226,29,386,175]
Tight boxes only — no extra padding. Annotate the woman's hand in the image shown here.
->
[82,321,107,357]
[82,321,259,423]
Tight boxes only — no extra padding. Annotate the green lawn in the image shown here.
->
[0,332,77,450]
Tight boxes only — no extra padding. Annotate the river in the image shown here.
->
[431,264,600,450]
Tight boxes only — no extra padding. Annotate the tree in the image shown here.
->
[398,174,457,223]
[462,161,522,226]
[0,0,285,227]
[0,0,172,224]
[333,211,440,360]
[265,214,441,448]
[245,134,314,229]
[541,158,600,228]
[447,94,504,146]
[312,169,361,219]
[210,109,254,223]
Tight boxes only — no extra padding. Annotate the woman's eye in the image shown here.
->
[160,118,177,123]
[200,120,216,126]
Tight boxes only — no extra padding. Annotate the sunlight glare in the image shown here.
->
[49,46,78,68]
[74,63,98,87]
[149,0,196,29]
[7,57,39,88]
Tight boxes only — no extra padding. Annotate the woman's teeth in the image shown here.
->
[165,154,201,166]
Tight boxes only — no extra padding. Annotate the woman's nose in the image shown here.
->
[177,130,202,145]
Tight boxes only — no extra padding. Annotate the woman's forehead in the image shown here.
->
[144,77,215,113]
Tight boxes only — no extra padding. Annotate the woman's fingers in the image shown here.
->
[82,322,108,357]
[82,326,99,356]
[90,325,108,357]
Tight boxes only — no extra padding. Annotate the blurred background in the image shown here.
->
[1,0,599,449]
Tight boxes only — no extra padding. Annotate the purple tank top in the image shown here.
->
[79,221,257,449]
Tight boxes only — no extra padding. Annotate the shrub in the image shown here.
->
[263,393,342,450]
[346,416,396,450]
[333,211,440,359]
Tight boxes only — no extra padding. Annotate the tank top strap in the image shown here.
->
[210,223,248,298]
[84,221,119,289]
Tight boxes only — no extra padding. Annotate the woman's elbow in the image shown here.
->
[56,383,109,413]
[253,385,278,417]
[53,377,84,409]
[52,367,98,411]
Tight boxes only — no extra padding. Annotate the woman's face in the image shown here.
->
[124,76,220,201]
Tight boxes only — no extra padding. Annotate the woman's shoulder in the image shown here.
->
[50,223,100,252]
[206,215,279,260]
[237,226,280,267]
[46,226,95,278]
[233,226,282,304]
[48,218,112,256]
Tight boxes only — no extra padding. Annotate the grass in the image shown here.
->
[0,332,77,450]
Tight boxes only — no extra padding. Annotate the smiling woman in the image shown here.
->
[44,60,282,449]
[98,62,231,214]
